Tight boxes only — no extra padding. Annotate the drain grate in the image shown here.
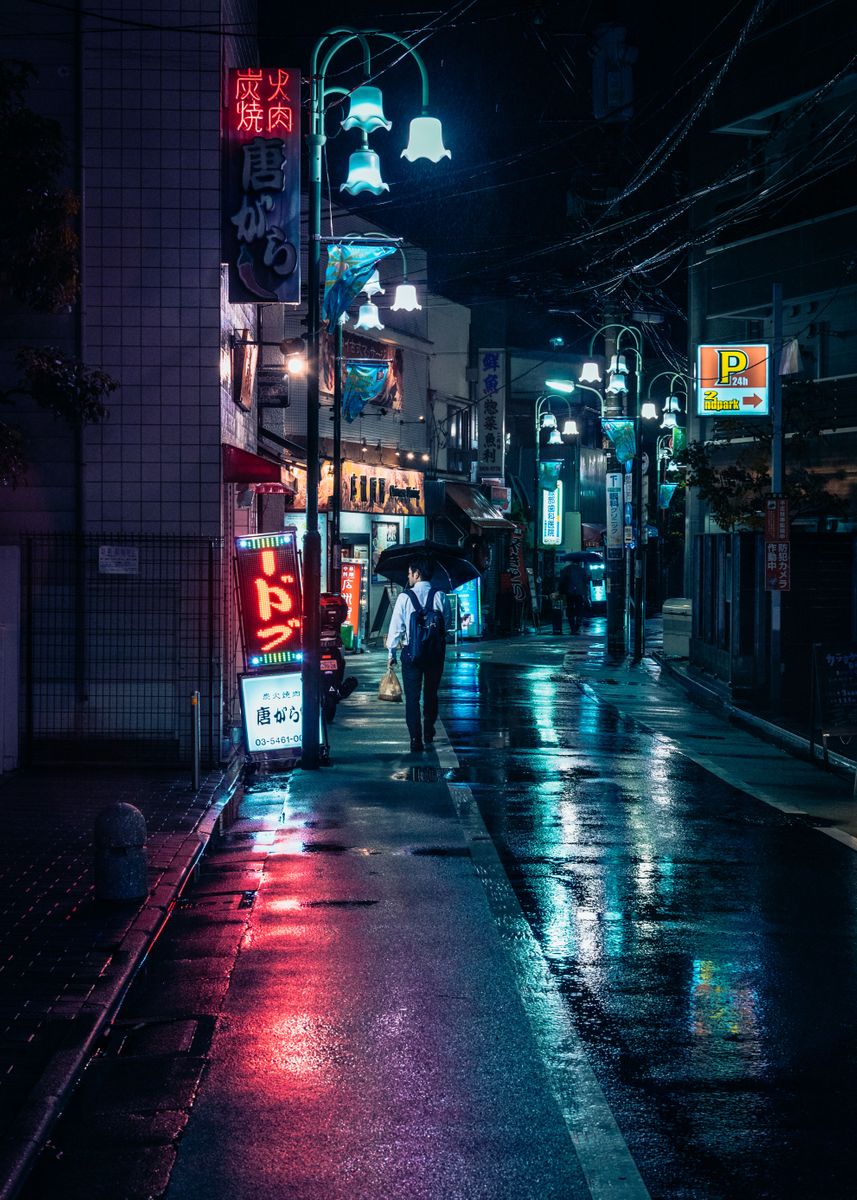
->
[409,766,447,782]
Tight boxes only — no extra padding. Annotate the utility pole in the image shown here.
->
[769,283,784,708]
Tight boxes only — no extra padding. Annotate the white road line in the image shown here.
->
[436,721,651,1200]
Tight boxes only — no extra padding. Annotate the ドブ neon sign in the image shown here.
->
[234,531,302,669]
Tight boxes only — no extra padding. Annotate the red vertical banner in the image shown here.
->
[340,559,362,636]
[225,68,301,303]
[234,531,303,668]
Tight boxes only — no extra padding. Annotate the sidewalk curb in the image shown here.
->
[654,652,857,785]
[0,757,244,1200]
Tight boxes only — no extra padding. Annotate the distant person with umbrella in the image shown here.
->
[385,553,450,753]
[557,556,588,634]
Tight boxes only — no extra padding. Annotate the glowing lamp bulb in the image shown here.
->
[640,401,658,421]
[362,269,384,298]
[340,86,391,134]
[355,301,384,331]
[341,149,389,196]
[606,374,628,396]
[562,419,578,437]
[579,361,602,384]
[391,283,421,312]
[401,116,451,163]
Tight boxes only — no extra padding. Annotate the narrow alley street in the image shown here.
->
[18,629,857,1200]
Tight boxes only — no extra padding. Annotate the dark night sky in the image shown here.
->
[259,1,852,348]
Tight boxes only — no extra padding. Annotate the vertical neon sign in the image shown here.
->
[225,69,301,303]
[234,531,303,668]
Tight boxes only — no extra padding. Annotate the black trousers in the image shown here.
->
[401,654,445,742]
[564,592,584,633]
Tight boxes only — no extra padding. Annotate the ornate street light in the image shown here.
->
[303,26,450,767]
[587,323,645,661]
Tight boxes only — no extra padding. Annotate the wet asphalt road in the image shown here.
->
[441,640,857,1200]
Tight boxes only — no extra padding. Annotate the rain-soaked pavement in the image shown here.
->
[441,628,857,1200]
[17,628,857,1200]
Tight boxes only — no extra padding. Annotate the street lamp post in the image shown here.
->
[303,26,449,768]
[533,391,578,621]
[646,372,688,609]
[582,324,645,660]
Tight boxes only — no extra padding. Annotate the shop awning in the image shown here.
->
[445,483,515,530]
[222,444,295,496]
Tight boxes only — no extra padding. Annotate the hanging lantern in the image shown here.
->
[362,269,385,298]
[608,354,629,374]
[539,412,558,430]
[391,283,421,311]
[665,394,682,413]
[341,149,389,196]
[340,86,392,134]
[548,428,563,445]
[401,116,451,163]
[579,361,602,384]
[562,419,578,437]
[605,373,628,396]
[355,301,384,331]
[640,401,658,421]
[660,411,678,429]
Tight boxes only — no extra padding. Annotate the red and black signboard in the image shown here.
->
[234,531,302,669]
[225,69,301,304]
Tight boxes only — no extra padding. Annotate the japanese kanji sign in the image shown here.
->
[476,348,506,481]
[239,670,304,754]
[340,559,362,640]
[234,531,302,668]
[696,344,770,417]
[225,69,301,303]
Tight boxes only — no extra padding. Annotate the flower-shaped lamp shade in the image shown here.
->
[401,116,451,163]
[548,428,563,445]
[579,361,602,384]
[362,269,385,298]
[340,86,392,134]
[640,401,659,421]
[562,419,579,437]
[608,354,629,374]
[341,149,390,196]
[665,394,682,413]
[391,283,421,311]
[355,301,384,331]
[539,412,558,430]
[660,411,678,429]
[605,374,628,396]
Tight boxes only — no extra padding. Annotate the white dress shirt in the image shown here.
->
[386,580,448,654]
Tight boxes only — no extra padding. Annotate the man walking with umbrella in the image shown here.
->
[385,554,449,753]
[557,555,588,634]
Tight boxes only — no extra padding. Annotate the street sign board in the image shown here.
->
[765,496,789,542]
[605,471,623,560]
[764,541,791,591]
[696,344,770,418]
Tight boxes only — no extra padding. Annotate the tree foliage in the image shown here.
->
[675,381,847,531]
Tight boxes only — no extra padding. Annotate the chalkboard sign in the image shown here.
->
[809,643,857,765]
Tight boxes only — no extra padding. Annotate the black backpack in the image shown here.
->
[403,587,446,667]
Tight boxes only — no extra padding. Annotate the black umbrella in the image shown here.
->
[375,539,480,591]
[559,550,604,565]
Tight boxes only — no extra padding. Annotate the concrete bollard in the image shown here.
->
[94,802,148,902]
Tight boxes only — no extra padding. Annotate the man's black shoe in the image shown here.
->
[410,738,424,753]
[423,727,435,745]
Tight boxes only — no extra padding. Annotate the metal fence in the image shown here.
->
[21,534,222,767]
